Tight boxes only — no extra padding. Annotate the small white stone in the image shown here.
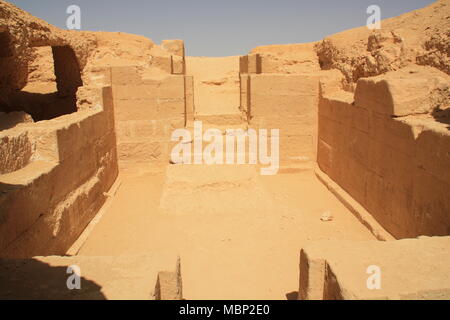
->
[320,211,333,222]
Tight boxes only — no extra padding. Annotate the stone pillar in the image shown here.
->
[239,54,261,74]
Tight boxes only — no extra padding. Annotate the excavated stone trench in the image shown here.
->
[76,164,375,299]
[2,1,450,299]
[71,57,376,300]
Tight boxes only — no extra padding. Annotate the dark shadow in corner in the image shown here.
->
[431,108,450,130]
[0,43,82,122]
[2,90,77,122]
[285,291,298,300]
[0,258,106,300]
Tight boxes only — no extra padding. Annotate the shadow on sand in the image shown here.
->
[0,258,106,300]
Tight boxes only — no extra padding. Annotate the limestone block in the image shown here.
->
[250,75,319,117]
[247,54,261,74]
[325,97,352,127]
[130,118,185,139]
[118,140,165,162]
[0,130,32,174]
[158,76,185,99]
[0,141,116,258]
[317,69,346,96]
[157,99,185,119]
[346,127,370,167]
[87,111,111,143]
[365,172,396,232]
[112,85,154,101]
[184,76,194,122]
[412,169,450,236]
[354,66,449,117]
[239,74,250,115]
[317,139,333,174]
[0,162,53,254]
[56,113,101,161]
[330,120,349,155]
[317,115,336,146]
[299,237,450,300]
[155,270,183,300]
[299,249,326,300]
[129,120,154,138]
[240,54,261,74]
[251,114,316,136]
[368,140,415,194]
[259,54,278,74]
[350,106,370,133]
[415,128,450,184]
[171,55,185,75]
[239,55,249,74]
[318,96,334,119]
[365,171,414,238]
[88,67,112,87]
[333,154,368,206]
[369,114,417,157]
[93,131,117,167]
[152,55,172,74]
[101,87,116,132]
[114,99,158,121]
[116,121,133,140]
[110,66,141,86]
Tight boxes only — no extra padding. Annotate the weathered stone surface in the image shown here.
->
[161,39,185,58]
[317,68,450,238]
[355,66,449,117]
[0,0,449,302]
[315,0,450,85]
[299,237,450,300]
[0,253,180,300]
[0,88,118,258]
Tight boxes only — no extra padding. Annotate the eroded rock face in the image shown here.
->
[0,128,33,174]
[417,30,450,74]
[314,0,450,86]
[0,1,96,92]
[0,1,186,115]
[315,30,415,87]
[355,66,449,117]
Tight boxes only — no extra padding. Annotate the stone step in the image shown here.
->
[158,164,280,216]
[194,113,247,126]
[186,119,248,135]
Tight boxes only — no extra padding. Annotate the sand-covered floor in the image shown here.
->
[78,164,375,300]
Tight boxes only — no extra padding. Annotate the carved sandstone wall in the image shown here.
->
[0,0,188,257]
[0,88,118,257]
[1,0,449,261]
[317,66,449,238]
[110,67,187,166]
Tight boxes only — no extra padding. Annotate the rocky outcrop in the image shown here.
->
[314,0,450,87]
[250,43,320,74]
[0,0,186,115]
[0,1,96,91]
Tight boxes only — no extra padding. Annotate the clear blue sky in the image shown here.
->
[9,0,435,56]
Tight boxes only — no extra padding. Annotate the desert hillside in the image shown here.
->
[252,0,449,87]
